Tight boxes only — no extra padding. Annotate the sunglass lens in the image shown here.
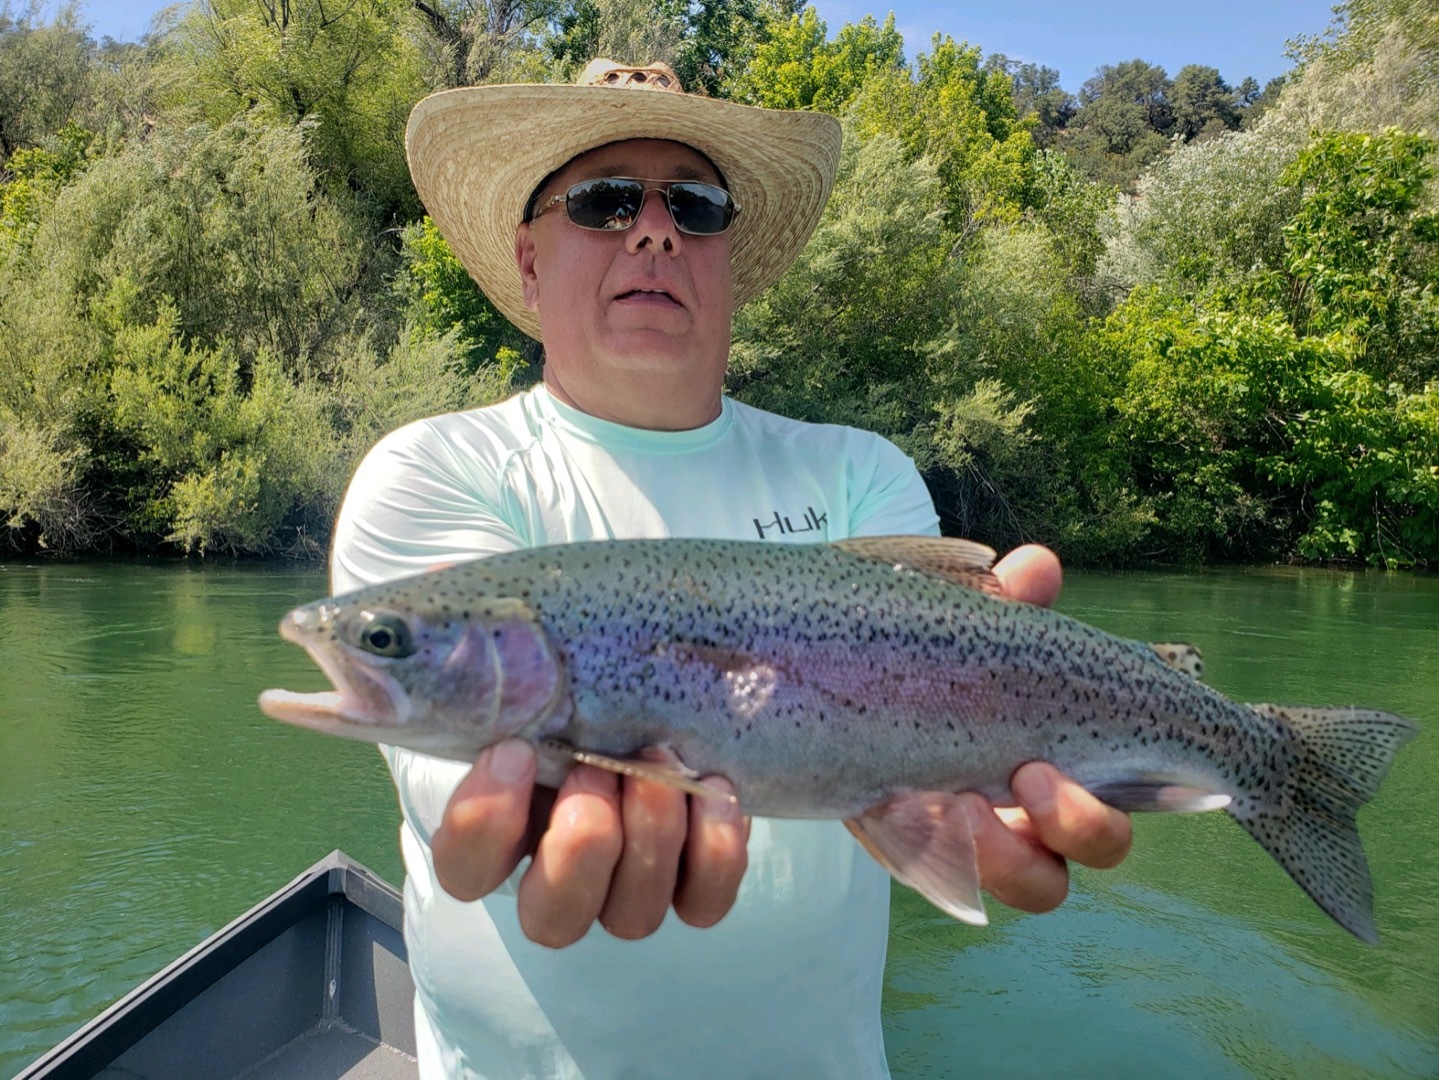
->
[566,179,646,230]
[562,179,735,234]
[669,182,734,235]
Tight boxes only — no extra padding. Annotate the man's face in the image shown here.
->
[516,139,734,403]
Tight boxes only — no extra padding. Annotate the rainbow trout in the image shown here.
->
[259,536,1417,941]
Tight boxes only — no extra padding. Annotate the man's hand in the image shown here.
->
[432,744,747,949]
[430,542,1131,945]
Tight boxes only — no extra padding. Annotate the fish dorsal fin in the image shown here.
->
[845,791,987,925]
[1148,642,1203,680]
[832,536,1001,596]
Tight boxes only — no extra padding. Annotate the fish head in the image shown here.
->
[258,585,564,761]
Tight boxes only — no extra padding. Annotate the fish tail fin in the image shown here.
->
[1234,705,1417,943]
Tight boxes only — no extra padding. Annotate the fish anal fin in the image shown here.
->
[1149,642,1203,680]
[539,739,738,804]
[1087,781,1231,813]
[845,792,987,925]
[832,536,1002,596]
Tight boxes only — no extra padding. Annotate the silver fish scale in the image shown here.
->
[422,540,1300,819]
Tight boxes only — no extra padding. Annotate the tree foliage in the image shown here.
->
[167,0,426,215]
[850,34,1032,232]
[1,0,1434,566]
[1060,58,1265,190]
[1282,128,1439,383]
[726,6,901,111]
[0,0,91,157]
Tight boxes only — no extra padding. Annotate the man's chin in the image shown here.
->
[606,302,692,336]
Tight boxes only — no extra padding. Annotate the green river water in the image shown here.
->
[1,559,1436,1078]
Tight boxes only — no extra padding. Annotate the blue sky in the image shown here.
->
[85,0,1338,91]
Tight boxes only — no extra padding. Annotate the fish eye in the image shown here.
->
[353,612,415,658]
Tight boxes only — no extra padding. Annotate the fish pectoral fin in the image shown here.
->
[845,792,987,925]
[1084,781,1232,813]
[831,536,1002,597]
[1147,642,1204,680]
[538,739,738,804]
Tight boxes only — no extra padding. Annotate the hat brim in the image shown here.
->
[406,85,842,340]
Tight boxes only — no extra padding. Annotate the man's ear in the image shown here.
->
[516,223,540,313]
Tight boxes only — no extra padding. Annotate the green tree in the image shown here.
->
[1097,294,1309,561]
[984,54,1074,148]
[851,34,1033,231]
[1270,371,1439,566]
[725,7,902,112]
[545,0,761,95]
[397,215,533,378]
[1103,124,1304,296]
[729,130,955,447]
[40,116,383,374]
[1170,64,1238,141]
[1063,59,1173,188]
[1280,0,1439,135]
[1282,128,1439,384]
[1022,148,1111,285]
[0,0,92,157]
[410,0,563,89]
[0,119,93,242]
[668,0,762,96]
[546,0,681,83]
[169,0,427,214]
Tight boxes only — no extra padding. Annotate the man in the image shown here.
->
[330,60,1131,1079]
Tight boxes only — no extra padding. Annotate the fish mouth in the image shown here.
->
[259,621,412,737]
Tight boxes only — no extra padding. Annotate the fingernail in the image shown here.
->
[1011,764,1054,815]
[571,765,611,794]
[703,776,741,815]
[486,739,532,784]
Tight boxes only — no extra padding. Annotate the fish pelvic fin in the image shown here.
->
[539,740,738,804]
[1086,782,1231,813]
[1236,704,1418,943]
[845,792,987,925]
[832,536,1002,596]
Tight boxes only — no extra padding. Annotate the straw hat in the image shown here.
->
[405,60,843,340]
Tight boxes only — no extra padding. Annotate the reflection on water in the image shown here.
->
[1,560,1436,1077]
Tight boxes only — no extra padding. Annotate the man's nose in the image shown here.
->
[626,188,681,254]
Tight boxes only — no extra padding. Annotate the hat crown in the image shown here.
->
[577,59,683,93]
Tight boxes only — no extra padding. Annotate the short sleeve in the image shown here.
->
[329,417,526,594]
[846,433,940,539]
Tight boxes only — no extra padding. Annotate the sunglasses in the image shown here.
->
[530,177,740,236]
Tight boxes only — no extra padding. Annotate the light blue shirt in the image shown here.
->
[330,385,940,1079]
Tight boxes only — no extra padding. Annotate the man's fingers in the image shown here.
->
[992,544,1063,608]
[517,765,624,948]
[1011,762,1133,870]
[598,775,689,939]
[674,777,749,928]
[961,792,1071,914]
[432,739,538,902]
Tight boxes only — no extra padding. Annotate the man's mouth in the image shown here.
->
[615,287,681,306]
